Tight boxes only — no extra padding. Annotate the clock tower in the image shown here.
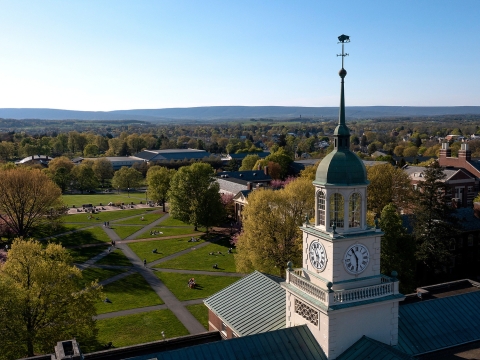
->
[282,35,404,359]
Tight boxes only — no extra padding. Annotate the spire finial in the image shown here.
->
[337,34,350,72]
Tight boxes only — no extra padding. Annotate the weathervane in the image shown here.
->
[337,34,350,69]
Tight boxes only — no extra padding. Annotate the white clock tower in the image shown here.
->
[282,35,404,359]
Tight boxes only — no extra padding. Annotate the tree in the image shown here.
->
[92,158,114,187]
[71,164,99,194]
[47,156,75,193]
[413,161,458,273]
[83,144,99,157]
[366,164,413,215]
[0,239,102,358]
[0,168,63,237]
[168,163,224,231]
[235,177,314,277]
[380,204,416,293]
[239,154,260,171]
[265,148,293,178]
[147,166,176,212]
[111,167,143,196]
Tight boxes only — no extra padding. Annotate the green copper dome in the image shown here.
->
[314,149,369,186]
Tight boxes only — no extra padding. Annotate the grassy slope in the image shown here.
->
[95,310,189,350]
[155,272,240,301]
[96,273,163,314]
[128,237,204,263]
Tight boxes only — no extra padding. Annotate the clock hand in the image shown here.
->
[351,249,359,271]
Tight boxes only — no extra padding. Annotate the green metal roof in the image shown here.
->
[397,291,480,355]
[314,149,368,186]
[337,336,413,360]
[204,271,286,336]
[126,325,327,360]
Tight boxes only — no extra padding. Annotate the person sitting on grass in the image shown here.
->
[188,278,196,289]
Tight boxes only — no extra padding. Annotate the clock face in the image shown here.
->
[344,244,370,274]
[309,240,327,271]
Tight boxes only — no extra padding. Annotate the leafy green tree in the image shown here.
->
[235,178,314,277]
[71,164,99,194]
[0,239,102,358]
[239,154,260,171]
[147,166,176,212]
[83,144,99,157]
[47,156,74,193]
[0,168,63,237]
[413,161,458,274]
[380,204,416,293]
[265,148,293,178]
[366,164,413,215]
[168,163,223,231]
[111,167,143,196]
[92,158,114,187]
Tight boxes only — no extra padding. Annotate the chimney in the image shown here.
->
[264,166,268,176]
[52,340,82,360]
[439,142,451,158]
[459,143,471,161]
[247,182,252,191]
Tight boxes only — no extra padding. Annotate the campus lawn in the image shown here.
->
[69,245,109,263]
[77,267,127,288]
[134,226,199,240]
[62,192,147,207]
[111,225,143,240]
[158,217,191,227]
[156,238,237,272]
[114,212,165,225]
[96,248,133,267]
[49,227,111,247]
[186,304,209,330]
[63,209,155,224]
[96,273,164,314]
[33,223,92,238]
[96,310,189,349]
[154,272,240,301]
[128,237,205,263]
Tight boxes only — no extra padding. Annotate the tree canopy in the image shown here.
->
[0,168,63,237]
[0,239,102,358]
[147,166,176,212]
[168,163,224,231]
[111,166,143,191]
[235,177,314,277]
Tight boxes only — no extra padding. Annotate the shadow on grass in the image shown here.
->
[48,229,109,247]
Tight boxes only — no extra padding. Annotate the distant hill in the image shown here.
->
[0,106,479,122]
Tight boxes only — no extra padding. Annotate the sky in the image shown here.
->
[0,0,478,111]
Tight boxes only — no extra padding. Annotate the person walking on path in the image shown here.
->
[143,259,147,267]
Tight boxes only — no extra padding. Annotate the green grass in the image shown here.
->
[63,192,148,207]
[134,226,199,240]
[159,217,191,227]
[69,245,109,263]
[156,238,237,272]
[96,249,132,267]
[49,227,111,247]
[114,212,165,225]
[96,310,189,349]
[186,304,209,330]
[128,237,205,263]
[96,273,163,314]
[33,223,92,238]
[154,272,240,301]
[63,209,155,224]
[111,225,143,240]
[77,267,127,288]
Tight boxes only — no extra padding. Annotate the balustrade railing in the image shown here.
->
[333,282,393,303]
[289,271,327,302]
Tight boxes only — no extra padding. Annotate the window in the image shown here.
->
[317,191,326,226]
[450,238,456,251]
[349,193,361,228]
[330,193,344,228]
[468,235,474,247]
[457,239,463,249]
[221,322,227,338]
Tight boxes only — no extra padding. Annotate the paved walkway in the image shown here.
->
[99,268,137,286]
[117,241,206,334]
[76,246,115,270]
[125,213,170,240]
